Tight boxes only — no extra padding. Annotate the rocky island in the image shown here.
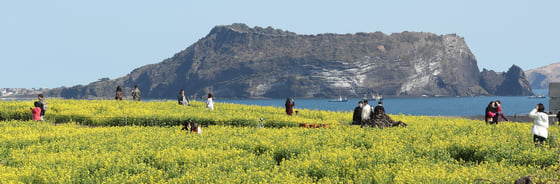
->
[46,23,533,99]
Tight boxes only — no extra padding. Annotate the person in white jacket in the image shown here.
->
[529,103,548,145]
[361,100,372,125]
[206,93,214,110]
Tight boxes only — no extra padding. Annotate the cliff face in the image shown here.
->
[498,65,533,96]
[47,23,533,99]
[481,65,533,96]
[525,62,560,89]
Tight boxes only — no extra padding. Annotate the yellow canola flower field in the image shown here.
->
[0,99,350,127]
[1,116,559,183]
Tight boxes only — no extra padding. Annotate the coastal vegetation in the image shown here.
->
[0,99,559,183]
[0,99,348,127]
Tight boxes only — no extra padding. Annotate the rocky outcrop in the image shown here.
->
[498,65,533,96]
[480,69,504,95]
[480,65,534,96]
[525,62,560,89]
[46,23,534,99]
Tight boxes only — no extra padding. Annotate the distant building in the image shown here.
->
[0,88,46,97]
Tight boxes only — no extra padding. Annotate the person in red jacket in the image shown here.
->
[30,101,42,121]
[494,100,509,123]
[285,97,295,115]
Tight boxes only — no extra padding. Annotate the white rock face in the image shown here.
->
[307,57,379,93]
[252,83,271,96]
[398,56,442,95]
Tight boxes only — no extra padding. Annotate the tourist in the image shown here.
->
[132,85,141,101]
[191,121,201,134]
[206,93,214,110]
[371,107,408,128]
[178,89,189,106]
[361,100,372,125]
[485,101,496,124]
[182,120,201,134]
[529,103,548,146]
[285,97,295,115]
[38,94,47,121]
[494,100,509,122]
[373,101,385,118]
[352,101,363,125]
[115,86,123,100]
[30,101,42,121]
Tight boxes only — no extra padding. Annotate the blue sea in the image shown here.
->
[218,89,550,116]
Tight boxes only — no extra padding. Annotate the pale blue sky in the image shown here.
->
[1,0,558,88]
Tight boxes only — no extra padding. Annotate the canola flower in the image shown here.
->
[0,116,559,183]
[0,99,350,127]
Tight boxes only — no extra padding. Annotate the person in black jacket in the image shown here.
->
[115,86,123,100]
[485,101,497,124]
[372,101,385,118]
[352,101,363,125]
[38,94,47,121]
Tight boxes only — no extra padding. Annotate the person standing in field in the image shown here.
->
[38,94,47,121]
[178,89,190,106]
[361,100,373,127]
[529,103,549,146]
[206,93,214,110]
[361,100,372,125]
[30,101,42,121]
[494,100,509,122]
[285,97,295,115]
[115,86,123,100]
[132,85,141,101]
[352,101,363,125]
[485,101,497,124]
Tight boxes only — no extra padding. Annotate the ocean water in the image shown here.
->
[5,90,547,117]
[218,89,551,116]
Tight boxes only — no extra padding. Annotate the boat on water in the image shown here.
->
[363,93,383,101]
[328,96,348,102]
[528,94,546,99]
